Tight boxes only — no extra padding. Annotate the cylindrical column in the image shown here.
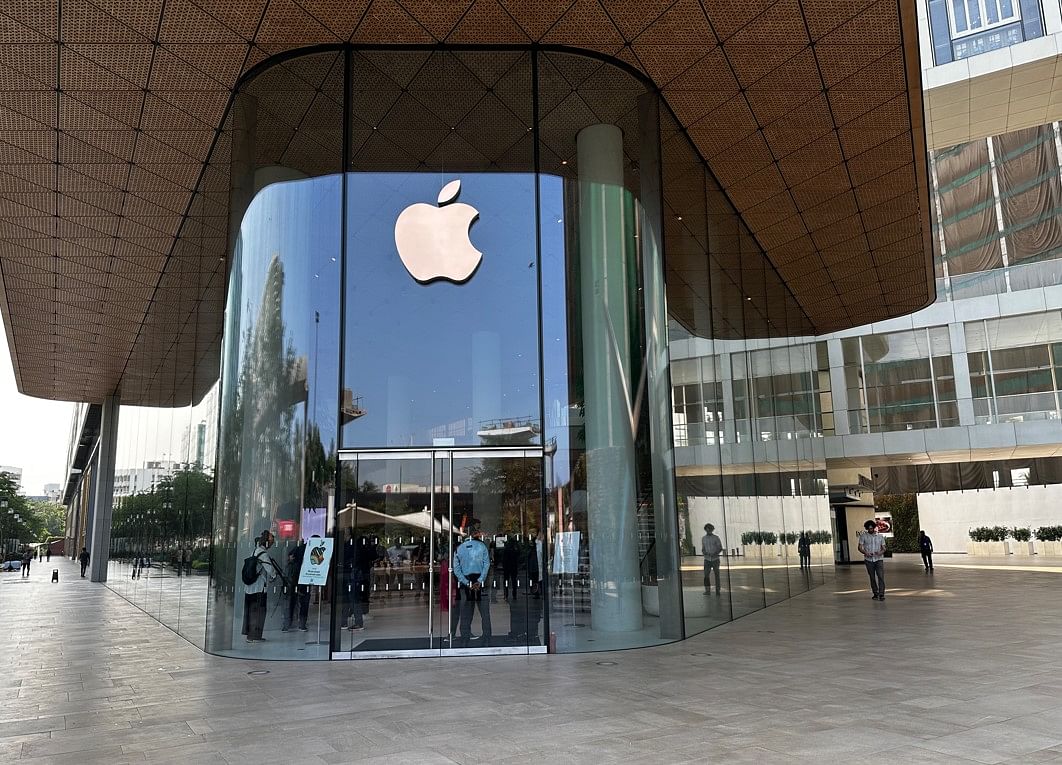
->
[89,394,120,582]
[578,123,642,632]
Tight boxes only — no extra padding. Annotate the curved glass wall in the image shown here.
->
[87,44,833,659]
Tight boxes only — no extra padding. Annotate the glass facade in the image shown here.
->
[967,312,1062,423]
[928,0,1043,64]
[842,327,957,433]
[91,44,840,659]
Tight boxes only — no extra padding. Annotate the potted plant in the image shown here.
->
[1009,527,1033,556]
[967,526,1008,555]
[781,531,799,561]
[811,529,833,562]
[742,530,763,561]
[760,530,779,557]
[1033,526,1062,556]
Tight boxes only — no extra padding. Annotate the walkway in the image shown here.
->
[2,555,1062,763]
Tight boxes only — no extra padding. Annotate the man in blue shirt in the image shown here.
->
[452,520,492,647]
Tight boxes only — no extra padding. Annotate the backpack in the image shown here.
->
[241,552,262,586]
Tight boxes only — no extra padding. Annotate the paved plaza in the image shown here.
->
[2,556,1062,764]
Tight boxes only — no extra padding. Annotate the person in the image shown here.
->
[45,546,51,562]
[21,547,31,578]
[347,535,378,631]
[528,529,544,598]
[858,519,887,600]
[281,539,311,633]
[701,523,723,594]
[243,530,282,643]
[78,547,90,577]
[798,532,812,571]
[501,535,521,600]
[452,520,492,647]
[919,530,934,572]
[387,538,407,595]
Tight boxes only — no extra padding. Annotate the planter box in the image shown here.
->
[966,541,1007,556]
[1035,540,1062,556]
[1008,540,1033,556]
[743,545,763,560]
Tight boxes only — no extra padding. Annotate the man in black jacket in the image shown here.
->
[919,530,934,572]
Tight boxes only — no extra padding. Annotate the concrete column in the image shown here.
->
[578,123,642,633]
[89,394,120,582]
[826,338,850,435]
[950,322,976,426]
[228,92,257,262]
[720,350,738,445]
[638,92,682,640]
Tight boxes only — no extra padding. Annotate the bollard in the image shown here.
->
[51,569,58,582]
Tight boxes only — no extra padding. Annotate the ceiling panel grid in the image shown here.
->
[0,0,929,404]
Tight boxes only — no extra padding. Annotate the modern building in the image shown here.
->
[672,0,1062,558]
[2,2,941,660]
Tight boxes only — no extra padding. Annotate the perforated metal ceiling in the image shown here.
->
[0,0,929,404]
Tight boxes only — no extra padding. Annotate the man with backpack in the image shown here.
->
[242,529,283,643]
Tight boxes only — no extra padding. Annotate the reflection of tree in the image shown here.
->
[111,468,215,559]
[217,254,304,540]
[466,458,541,534]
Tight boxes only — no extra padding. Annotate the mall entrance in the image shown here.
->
[331,449,546,658]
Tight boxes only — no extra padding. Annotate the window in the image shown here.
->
[948,0,1019,36]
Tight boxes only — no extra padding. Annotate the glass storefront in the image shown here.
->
[99,44,833,660]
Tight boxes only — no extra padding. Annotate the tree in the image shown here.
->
[876,493,919,552]
[27,500,65,538]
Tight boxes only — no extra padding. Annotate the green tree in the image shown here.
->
[876,493,919,552]
[27,500,65,538]
[0,473,45,549]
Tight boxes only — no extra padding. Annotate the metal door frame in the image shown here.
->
[333,447,546,659]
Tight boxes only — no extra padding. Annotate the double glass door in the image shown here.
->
[332,449,545,657]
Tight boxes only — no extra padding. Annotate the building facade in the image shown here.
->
[0,3,935,660]
[673,0,1062,560]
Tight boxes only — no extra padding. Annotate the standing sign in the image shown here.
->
[297,536,334,586]
[873,515,894,539]
[552,531,581,575]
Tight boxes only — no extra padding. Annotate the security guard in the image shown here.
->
[452,520,492,647]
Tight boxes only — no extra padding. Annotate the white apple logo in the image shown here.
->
[394,179,483,283]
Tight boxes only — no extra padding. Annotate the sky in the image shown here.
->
[0,320,75,496]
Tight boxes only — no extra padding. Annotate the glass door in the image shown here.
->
[333,449,545,658]
[333,452,438,656]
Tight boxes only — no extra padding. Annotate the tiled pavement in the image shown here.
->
[3,555,1062,764]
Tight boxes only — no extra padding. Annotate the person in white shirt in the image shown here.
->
[701,523,723,594]
[857,519,887,601]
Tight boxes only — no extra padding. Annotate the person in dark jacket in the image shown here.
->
[918,530,934,572]
[78,547,90,577]
[797,532,812,571]
[281,540,311,632]
[501,536,521,600]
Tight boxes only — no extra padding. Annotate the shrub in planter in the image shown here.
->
[1034,525,1062,556]
[1010,527,1031,542]
[783,532,799,545]
[1035,526,1062,542]
[969,526,1008,542]
[761,531,778,546]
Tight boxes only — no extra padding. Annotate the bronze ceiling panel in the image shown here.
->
[0,0,929,404]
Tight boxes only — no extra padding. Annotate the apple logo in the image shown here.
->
[394,179,483,283]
